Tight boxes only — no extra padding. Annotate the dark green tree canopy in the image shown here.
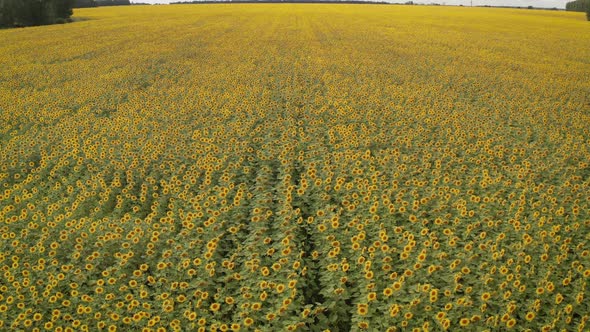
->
[73,0,132,8]
[568,0,590,20]
[1,0,75,28]
[565,0,590,13]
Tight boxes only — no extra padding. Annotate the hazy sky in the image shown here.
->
[133,0,569,8]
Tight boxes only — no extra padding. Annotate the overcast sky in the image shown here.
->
[133,0,569,8]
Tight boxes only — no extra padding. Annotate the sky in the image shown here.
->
[133,0,569,8]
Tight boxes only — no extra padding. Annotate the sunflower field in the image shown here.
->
[0,4,589,332]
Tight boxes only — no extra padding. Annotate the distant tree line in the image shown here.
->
[0,0,138,28]
[74,0,98,6]
[566,0,589,11]
[73,0,131,7]
[566,0,590,20]
[171,0,388,4]
[0,0,74,28]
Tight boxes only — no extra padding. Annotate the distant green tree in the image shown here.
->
[0,0,74,28]
[96,0,131,5]
[74,0,97,8]
[565,0,590,20]
[55,0,75,21]
[16,0,53,26]
[566,0,590,12]
[0,0,13,27]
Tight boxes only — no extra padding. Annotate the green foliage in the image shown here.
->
[96,0,131,6]
[0,0,11,27]
[0,0,75,28]
[74,0,132,8]
[564,0,590,20]
[565,0,590,12]
[74,0,97,8]
[55,0,75,18]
